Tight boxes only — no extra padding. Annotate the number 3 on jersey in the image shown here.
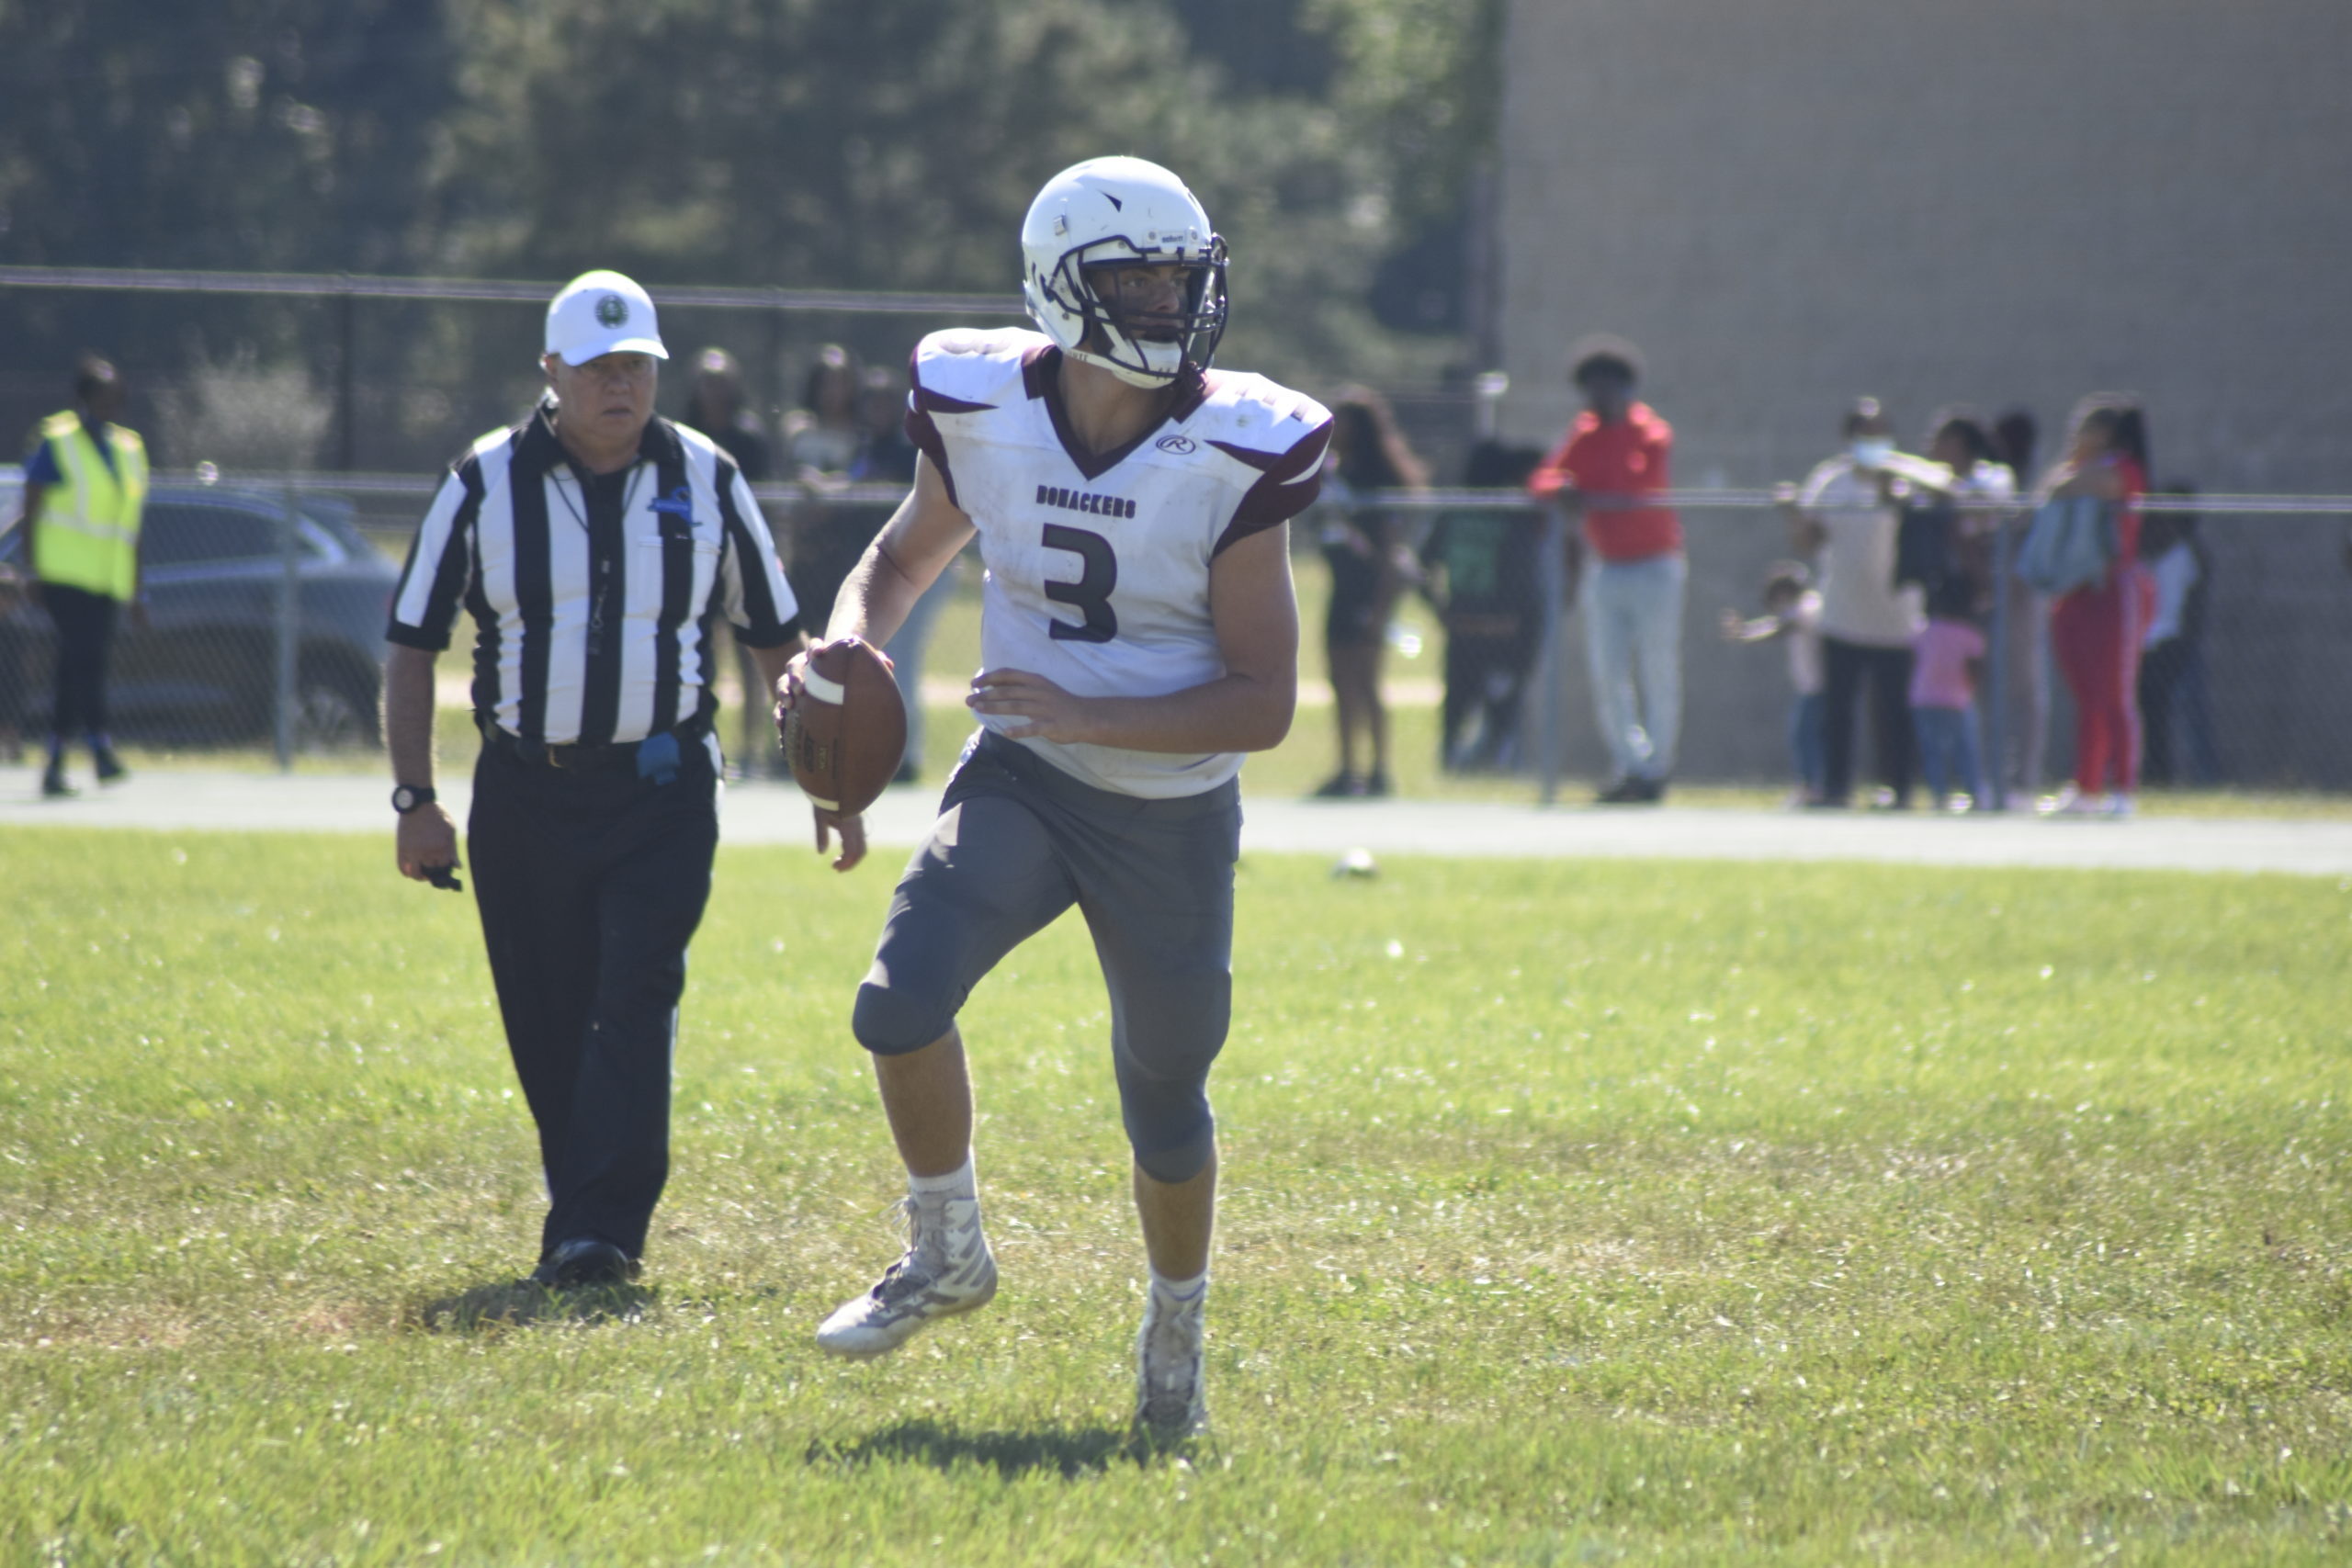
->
[1042,523,1118,643]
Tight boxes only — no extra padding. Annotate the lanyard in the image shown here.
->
[551,465,643,660]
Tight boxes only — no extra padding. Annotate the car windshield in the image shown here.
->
[139,494,371,566]
[0,482,373,569]
[141,502,286,565]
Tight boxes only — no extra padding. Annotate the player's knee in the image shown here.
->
[1113,1000,1227,1185]
[1130,1103,1216,1185]
[1128,1086,1223,1184]
[851,976,953,1056]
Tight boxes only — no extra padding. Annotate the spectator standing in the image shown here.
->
[1924,409,2018,601]
[1422,438,1544,772]
[684,347,773,482]
[1781,397,1924,808]
[781,344,872,633]
[1525,336,1682,804]
[783,344,864,476]
[2039,394,2150,817]
[851,366,920,486]
[684,347,781,774]
[1721,561,1825,806]
[1910,574,1989,809]
[1993,410,2048,801]
[2135,486,2218,788]
[1312,388,1428,798]
[20,356,148,797]
[854,365,954,783]
[382,270,807,1290]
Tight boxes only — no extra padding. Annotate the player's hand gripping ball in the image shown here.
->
[782,637,907,818]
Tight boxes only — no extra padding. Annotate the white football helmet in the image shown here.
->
[1021,156,1228,389]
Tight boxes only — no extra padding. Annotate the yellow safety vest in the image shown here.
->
[32,409,148,601]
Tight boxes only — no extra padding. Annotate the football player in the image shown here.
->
[785,155,1331,1446]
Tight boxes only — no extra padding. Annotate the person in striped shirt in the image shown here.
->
[383,270,807,1292]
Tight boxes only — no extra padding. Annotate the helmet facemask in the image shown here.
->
[1035,234,1228,389]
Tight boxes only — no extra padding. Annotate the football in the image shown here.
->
[781,637,907,817]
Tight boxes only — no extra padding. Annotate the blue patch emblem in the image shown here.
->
[648,486,694,520]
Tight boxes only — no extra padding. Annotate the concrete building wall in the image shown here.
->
[1493,0,2352,788]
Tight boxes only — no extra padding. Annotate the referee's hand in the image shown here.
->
[396,805,461,884]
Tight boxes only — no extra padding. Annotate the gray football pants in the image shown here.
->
[853,731,1241,1184]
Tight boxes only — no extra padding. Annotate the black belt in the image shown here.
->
[481,717,707,773]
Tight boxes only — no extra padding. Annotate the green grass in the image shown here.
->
[4,829,2348,1564]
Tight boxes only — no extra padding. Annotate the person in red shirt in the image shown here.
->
[2041,394,2151,817]
[1526,336,1684,803]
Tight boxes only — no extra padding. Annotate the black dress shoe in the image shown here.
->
[94,749,129,784]
[40,763,75,799]
[531,1237,637,1289]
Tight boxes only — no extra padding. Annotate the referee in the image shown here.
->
[383,270,820,1290]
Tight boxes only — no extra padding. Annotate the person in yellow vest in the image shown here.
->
[19,357,148,797]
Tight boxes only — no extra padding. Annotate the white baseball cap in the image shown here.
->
[544,270,669,367]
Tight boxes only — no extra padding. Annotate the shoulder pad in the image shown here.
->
[1189,372,1331,452]
[912,328,1043,412]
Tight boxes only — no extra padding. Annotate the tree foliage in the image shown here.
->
[0,0,1498,433]
[0,0,454,271]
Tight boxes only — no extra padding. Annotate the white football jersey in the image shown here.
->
[907,327,1331,797]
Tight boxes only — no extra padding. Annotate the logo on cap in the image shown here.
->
[595,294,629,328]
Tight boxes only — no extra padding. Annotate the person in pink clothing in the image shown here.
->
[1910,575,1988,810]
[2041,395,2149,816]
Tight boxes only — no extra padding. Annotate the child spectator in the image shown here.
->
[1422,439,1544,772]
[1721,561,1825,806]
[1910,574,1989,810]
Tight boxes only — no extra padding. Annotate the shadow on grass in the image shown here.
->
[412,1278,655,1333]
[810,1418,1140,1478]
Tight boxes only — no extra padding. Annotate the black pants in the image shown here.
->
[468,735,719,1262]
[43,582,118,744]
[1441,629,1533,769]
[1821,637,1915,807]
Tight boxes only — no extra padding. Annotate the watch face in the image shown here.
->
[393,785,426,813]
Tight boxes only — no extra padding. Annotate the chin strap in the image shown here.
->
[1069,342,1182,389]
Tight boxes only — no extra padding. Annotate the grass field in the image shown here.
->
[3,828,2348,1565]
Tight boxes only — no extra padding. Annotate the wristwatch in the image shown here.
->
[391,784,436,815]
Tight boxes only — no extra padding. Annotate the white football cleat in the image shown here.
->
[1133,1288,1208,1447]
[816,1195,997,1359]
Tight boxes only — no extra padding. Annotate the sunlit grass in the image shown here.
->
[2,829,2347,1563]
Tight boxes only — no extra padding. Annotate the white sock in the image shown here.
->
[907,1156,977,1203]
[1150,1269,1207,1308]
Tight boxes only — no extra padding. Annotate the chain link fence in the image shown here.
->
[6,267,2349,798]
[6,464,2348,798]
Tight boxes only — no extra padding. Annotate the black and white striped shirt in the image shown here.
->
[388,402,798,746]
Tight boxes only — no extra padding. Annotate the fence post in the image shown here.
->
[1985,509,2012,811]
[274,478,300,772]
[1534,503,1565,806]
[336,281,357,473]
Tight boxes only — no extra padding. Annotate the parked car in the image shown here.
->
[0,476,398,750]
